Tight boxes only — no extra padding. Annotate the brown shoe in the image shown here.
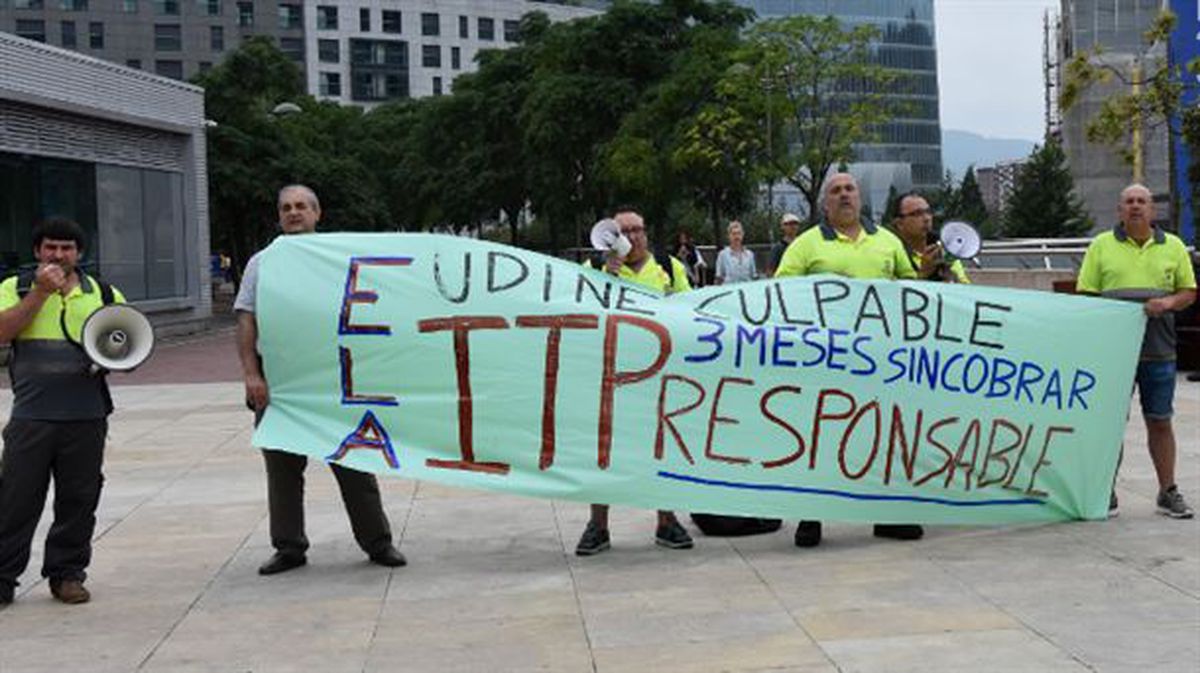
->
[49,579,90,605]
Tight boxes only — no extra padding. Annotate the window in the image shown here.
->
[60,0,87,10]
[432,76,442,96]
[420,12,438,36]
[477,17,494,41]
[319,72,341,97]
[126,59,141,69]
[316,5,337,30]
[15,20,46,42]
[237,1,252,26]
[61,21,76,48]
[317,38,338,63]
[458,15,467,38]
[197,0,219,15]
[278,3,301,29]
[154,24,181,51]
[88,21,103,48]
[198,61,212,72]
[122,0,136,12]
[450,46,460,70]
[279,36,304,61]
[351,72,406,101]
[154,0,178,15]
[13,0,44,8]
[503,19,519,43]
[421,44,440,68]
[381,10,401,33]
[359,7,369,31]
[93,165,189,300]
[155,59,183,79]
[210,25,223,51]
[350,39,405,66]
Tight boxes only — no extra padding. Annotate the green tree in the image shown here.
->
[520,0,751,250]
[196,38,390,277]
[193,37,304,279]
[934,169,960,225]
[1003,140,1092,238]
[724,15,899,224]
[956,166,995,235]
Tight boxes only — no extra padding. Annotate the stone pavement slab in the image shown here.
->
[0,379,1196,673]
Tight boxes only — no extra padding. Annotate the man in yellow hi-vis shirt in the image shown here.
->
[891,192,970,284]
[575,207,694,555]
[0,217,125,607]
[775,173,923,549]
[1077,184,1196,519]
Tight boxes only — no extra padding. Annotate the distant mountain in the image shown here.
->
[942,129,1036,178]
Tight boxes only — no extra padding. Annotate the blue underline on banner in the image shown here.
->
[656,471,1044,507]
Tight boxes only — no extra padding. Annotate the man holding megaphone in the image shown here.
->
[891,192,971,284]
[0,217,126,607]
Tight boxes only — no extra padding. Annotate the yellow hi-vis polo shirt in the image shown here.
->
[774,221,917,280]
[585,254,692,294]
[907,249,971,284]
[1076,225,1197,361]
[0,273,126,419]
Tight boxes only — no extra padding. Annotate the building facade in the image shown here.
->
[735,0,944,192]
[976,159,1024,217]
[0,33,211,329]
[1,0,597,100]
[305,0,596,104]
[1053,0,1172,231]
[0,0,304,83]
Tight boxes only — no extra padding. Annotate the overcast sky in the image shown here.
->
[936,0,1060,141]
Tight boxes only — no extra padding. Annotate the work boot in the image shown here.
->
[49,578,90,605]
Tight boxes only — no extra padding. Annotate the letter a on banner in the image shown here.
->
[328,410,400,469]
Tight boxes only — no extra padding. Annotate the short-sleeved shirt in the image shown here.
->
[774,221,917,280]
[234,251,262,313]
[715,247,757,284]
[0,273,126,419]
[586,254,692,294]
[1077,225,1198,361]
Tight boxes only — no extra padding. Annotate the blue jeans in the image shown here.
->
[1135,360,1176,420]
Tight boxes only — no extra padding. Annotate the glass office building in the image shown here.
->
[736,0,943,191]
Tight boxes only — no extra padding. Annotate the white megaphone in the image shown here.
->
[80,304,155,373]
[938,220,982,260]
[590,218,632,259]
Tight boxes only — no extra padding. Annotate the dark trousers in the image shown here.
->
[262,448,393,558]
[0,418,107,588]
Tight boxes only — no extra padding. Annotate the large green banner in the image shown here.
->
[254,234,1142,523]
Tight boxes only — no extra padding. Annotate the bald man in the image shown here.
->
[1077,184,1197,519]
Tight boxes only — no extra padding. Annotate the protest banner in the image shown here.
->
[253,234,1142,523]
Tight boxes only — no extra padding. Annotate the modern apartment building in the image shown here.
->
[0,0,305,82]
[0,0,597,99]
[305,1,596,104]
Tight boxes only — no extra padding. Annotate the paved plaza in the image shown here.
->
[0,328,1197,672]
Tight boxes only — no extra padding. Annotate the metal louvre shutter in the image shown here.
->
[0,100,186,172]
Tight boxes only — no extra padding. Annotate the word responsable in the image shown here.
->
[328,253,1093,501]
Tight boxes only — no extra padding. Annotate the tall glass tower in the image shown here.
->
[737,0,943,198]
